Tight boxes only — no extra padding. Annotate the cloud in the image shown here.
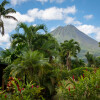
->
[84,14,93,20]
[36,0,48,4]
[36,0,65,4]
[77,25,100,41]
[27,6,76,20]
[9,12,35,22]
[10,0,28,6]
[50,0,65,3]
[65,16,82,25]
[0,17,18,49]
[0,33,11,49]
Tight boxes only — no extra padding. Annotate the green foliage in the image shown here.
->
[71,58,85,69]
[95,57,100,68]
[85,52,95,67]
[0,78,44,100]
[1,22,100,100]
[11,23,47,51]
[60,39,81,70]
[1,46,22,64]
[56,68,100,100]
[85,52,100,68]
[69,67,93,80]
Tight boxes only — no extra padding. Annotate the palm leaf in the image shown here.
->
[4,8,16,15]
[1,0,9,7]
[4,15,18,21]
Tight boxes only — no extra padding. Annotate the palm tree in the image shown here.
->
[33,33,60,62]
[61,39,80,70]
[0,0,17,35]
[11,23,47,51]
[4,50,61,99]
[71,58,85,69]
[1,46,22,64]
[85,52,95,67]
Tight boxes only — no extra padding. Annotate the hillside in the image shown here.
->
[0,47,3,51]
[51,25,100,58]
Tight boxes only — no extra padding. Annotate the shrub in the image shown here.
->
[56,68,100,100]
[69,67,93,80]
[0,78,44,100]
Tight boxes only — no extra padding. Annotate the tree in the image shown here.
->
[11,23,47,51]
[4,51,58,99]
[61,39,81,70]
[33,33,60,63]
[1,45,22,64]
[71,58,85,69]
[85,52,95,67]
[0,0,17,36]
[11,23,60,63]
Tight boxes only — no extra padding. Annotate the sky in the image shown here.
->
[0,0,100,49]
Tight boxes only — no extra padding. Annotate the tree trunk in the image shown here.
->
[25,73,27,85]
[49,56,53,63]
[0,13,4,36]
[66,52,71,70]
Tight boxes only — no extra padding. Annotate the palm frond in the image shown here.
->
[4,8,16,15]
[1,0,9,7]
[34,24,47,33]
[4,15,18,21]
[16,23,29,33]
[11,33,25,39]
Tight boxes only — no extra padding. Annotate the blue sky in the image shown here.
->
[0,0,100,49]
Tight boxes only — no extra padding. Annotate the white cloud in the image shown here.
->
[84,14,93,20]
[11,0,28,6]
[27,6,76,20]
[65,17,82,25]
[10,12,35,22]
[77,25,100,41]
[36,0,48,4]
[36,0,65,3]
[0,17,18,49]
[50,0,65,3]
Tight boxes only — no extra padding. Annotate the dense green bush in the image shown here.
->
[56,68,100,100]
[0,78,44,100]
[69,67,93,80]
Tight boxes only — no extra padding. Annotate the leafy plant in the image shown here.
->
[0,78,44,100]
[56,68,100,100]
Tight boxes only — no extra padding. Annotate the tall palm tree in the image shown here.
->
[0,0,17,35]
[11,23,47,51]
[61,39,80,70]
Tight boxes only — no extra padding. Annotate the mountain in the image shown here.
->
[0,47,3,51]
[51,25,100,58]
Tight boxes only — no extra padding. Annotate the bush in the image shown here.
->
[69,67,93,80]
[56,68,100,100]
[0,78,44,100]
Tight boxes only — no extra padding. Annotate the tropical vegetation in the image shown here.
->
[0,0,100,100]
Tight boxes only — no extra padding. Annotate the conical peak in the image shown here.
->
[64,24,76,29]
